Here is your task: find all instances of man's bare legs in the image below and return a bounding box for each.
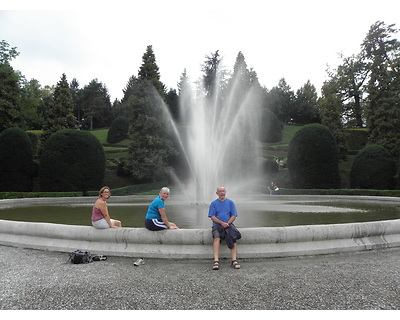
[231,243,241,269]
[213,238,220,270]
[213,239,240,269]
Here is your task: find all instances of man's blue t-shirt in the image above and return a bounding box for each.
[146,196,165,219]
[208,198,238,226]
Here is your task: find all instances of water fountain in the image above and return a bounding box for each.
[166,64,263,203]
[1,63,400,258]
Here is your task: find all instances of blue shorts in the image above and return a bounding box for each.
[145,219,168,231]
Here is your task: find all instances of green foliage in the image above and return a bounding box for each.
[287,123,340,189]
[138,45,166,97]
[260,108,283,143]
[345,129,368,150]
[78,79,113,129]
[42,74,76,139]
[320,78,343,131]
[89,128,109,144]
[277,188,400,197]
[107,116,129,143]
[19,79,46,130]
[39,129,106,192]
[350,145,396,189]
[124,80,177,183]
[322,54,366,129]
[0,127,33,192]
[201,50,227,98]
[0,62,21,131]
[362,22,400,157]
[26,130,43,160]
[320,21,400,162]
[0,180,167,199]
[263,158,279,176]
[294,80,320,124]
[265,78,295,123]
[319,80,349,160]
[0,40,19,63]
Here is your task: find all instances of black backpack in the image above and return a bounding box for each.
[68,250,93,264]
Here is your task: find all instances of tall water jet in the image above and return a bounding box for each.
[167,60,264,203]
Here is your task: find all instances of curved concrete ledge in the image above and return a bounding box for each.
[1,218,400,259]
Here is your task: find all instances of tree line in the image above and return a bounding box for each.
[1,20,399,189]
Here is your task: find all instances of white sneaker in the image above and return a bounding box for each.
[134,258,145,266]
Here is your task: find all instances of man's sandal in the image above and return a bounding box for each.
[231,260,241,269]
[213,261,219,270]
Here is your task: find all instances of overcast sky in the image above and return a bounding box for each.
[1,0,400,101]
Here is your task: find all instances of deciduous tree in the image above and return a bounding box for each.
[78,79,113,129]
[362,21,400,158]
[266,78,295,123]
[294,80,320,124]
[0,62,20,132]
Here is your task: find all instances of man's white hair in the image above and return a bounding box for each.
[160,187,170,194]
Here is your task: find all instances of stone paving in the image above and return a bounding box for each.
[1,245,400,310]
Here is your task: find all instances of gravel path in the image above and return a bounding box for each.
[1,245,400,310]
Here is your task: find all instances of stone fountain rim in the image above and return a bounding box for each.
[1,194,400,259]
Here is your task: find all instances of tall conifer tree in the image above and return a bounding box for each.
[138,45,166,97]
[123,46,177,182]
[43,73,76,139]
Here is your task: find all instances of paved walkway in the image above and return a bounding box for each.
[1,245,400,310]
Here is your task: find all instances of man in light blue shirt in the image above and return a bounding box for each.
[208,186,241,270]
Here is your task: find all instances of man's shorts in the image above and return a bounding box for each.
[145,218,168,231]
[212,225,222,239]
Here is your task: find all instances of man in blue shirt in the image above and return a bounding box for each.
[208,186,241,270]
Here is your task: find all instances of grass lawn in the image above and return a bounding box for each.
[89,128,108,143]
[90,128,129,146]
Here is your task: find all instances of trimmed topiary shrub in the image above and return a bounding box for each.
[107,116,129,143]
[0,127,33,192]
[287,123,340,189]
[39,129,106,192]
[350,145,396,189]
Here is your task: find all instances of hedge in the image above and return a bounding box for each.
[288,124,340,189]
[39,129,106,192]
[0,127,33,192]
[0,181,167,199]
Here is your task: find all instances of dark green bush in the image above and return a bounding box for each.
[350,145,396,189]
[287,123,340,189]
[107,116,129,143]
[345,129,368,151]
[26,130,43,160]
[39,129,106,192]
[0,127,33,192]
[260,108,283,143]
[263,158,279,176]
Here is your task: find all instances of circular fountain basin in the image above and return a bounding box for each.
[1,195,400,259]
